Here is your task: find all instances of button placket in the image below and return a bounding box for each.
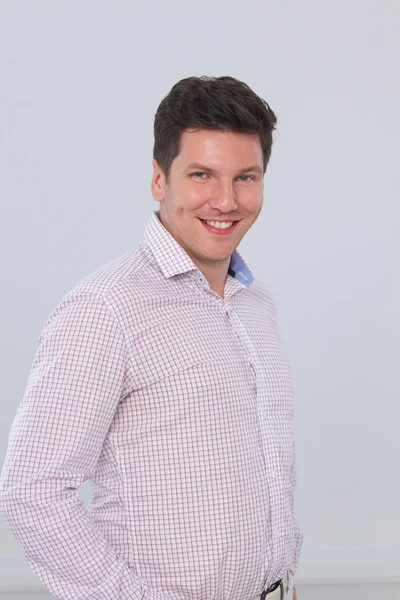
[226,308,285,566]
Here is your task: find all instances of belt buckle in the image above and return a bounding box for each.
[260,580,281,599]
[261,570,289,599]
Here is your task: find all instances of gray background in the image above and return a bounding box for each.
[1,0,399,592]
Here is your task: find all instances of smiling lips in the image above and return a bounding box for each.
[198,218,239,235]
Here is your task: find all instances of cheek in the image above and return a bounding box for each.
[240,190,263,214]
[181,182,211,209]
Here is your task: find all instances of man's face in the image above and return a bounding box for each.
[151,128,265,270]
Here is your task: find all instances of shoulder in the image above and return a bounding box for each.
[67,244,151,298]
[245,277,278,324]
[40,244,155,336]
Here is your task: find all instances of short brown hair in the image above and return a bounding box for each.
[153,75,277,182]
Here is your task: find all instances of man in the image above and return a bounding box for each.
[0,75,302,600]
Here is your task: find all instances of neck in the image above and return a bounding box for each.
[194,258,231,298]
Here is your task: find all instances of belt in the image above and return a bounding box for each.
[252,570,290,600]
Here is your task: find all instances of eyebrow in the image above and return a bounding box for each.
[185,162,263,176]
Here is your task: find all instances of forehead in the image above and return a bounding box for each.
[176,128,263,166]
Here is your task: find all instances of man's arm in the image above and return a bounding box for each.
[267,285,303,594]
[288,441,304,593]
[0,294,146,600]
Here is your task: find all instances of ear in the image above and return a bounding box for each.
[151,159,166,203]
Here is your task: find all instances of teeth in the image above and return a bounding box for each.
[205,220,234,229]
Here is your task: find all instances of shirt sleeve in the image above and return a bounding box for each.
[268,286,303,585]
[0,293,146,600]
[288,449,304,583]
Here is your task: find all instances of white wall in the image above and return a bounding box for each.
[1,0,399,590]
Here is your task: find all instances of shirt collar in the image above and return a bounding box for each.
[143,211,254,287]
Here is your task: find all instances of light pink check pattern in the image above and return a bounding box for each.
[0,211,303,600]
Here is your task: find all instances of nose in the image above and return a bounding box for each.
[209,180,238,213]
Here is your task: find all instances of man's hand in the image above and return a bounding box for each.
[293,585,297,600]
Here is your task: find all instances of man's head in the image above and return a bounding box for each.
[151,76,277,273]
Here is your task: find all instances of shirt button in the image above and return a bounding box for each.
[271,470,277,479]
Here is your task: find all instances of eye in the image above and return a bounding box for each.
[191,172,255,181]
[237,175,255,182]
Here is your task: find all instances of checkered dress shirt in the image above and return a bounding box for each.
[0,210,303,600]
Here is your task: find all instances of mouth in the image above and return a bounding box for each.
[197,218,240,235]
